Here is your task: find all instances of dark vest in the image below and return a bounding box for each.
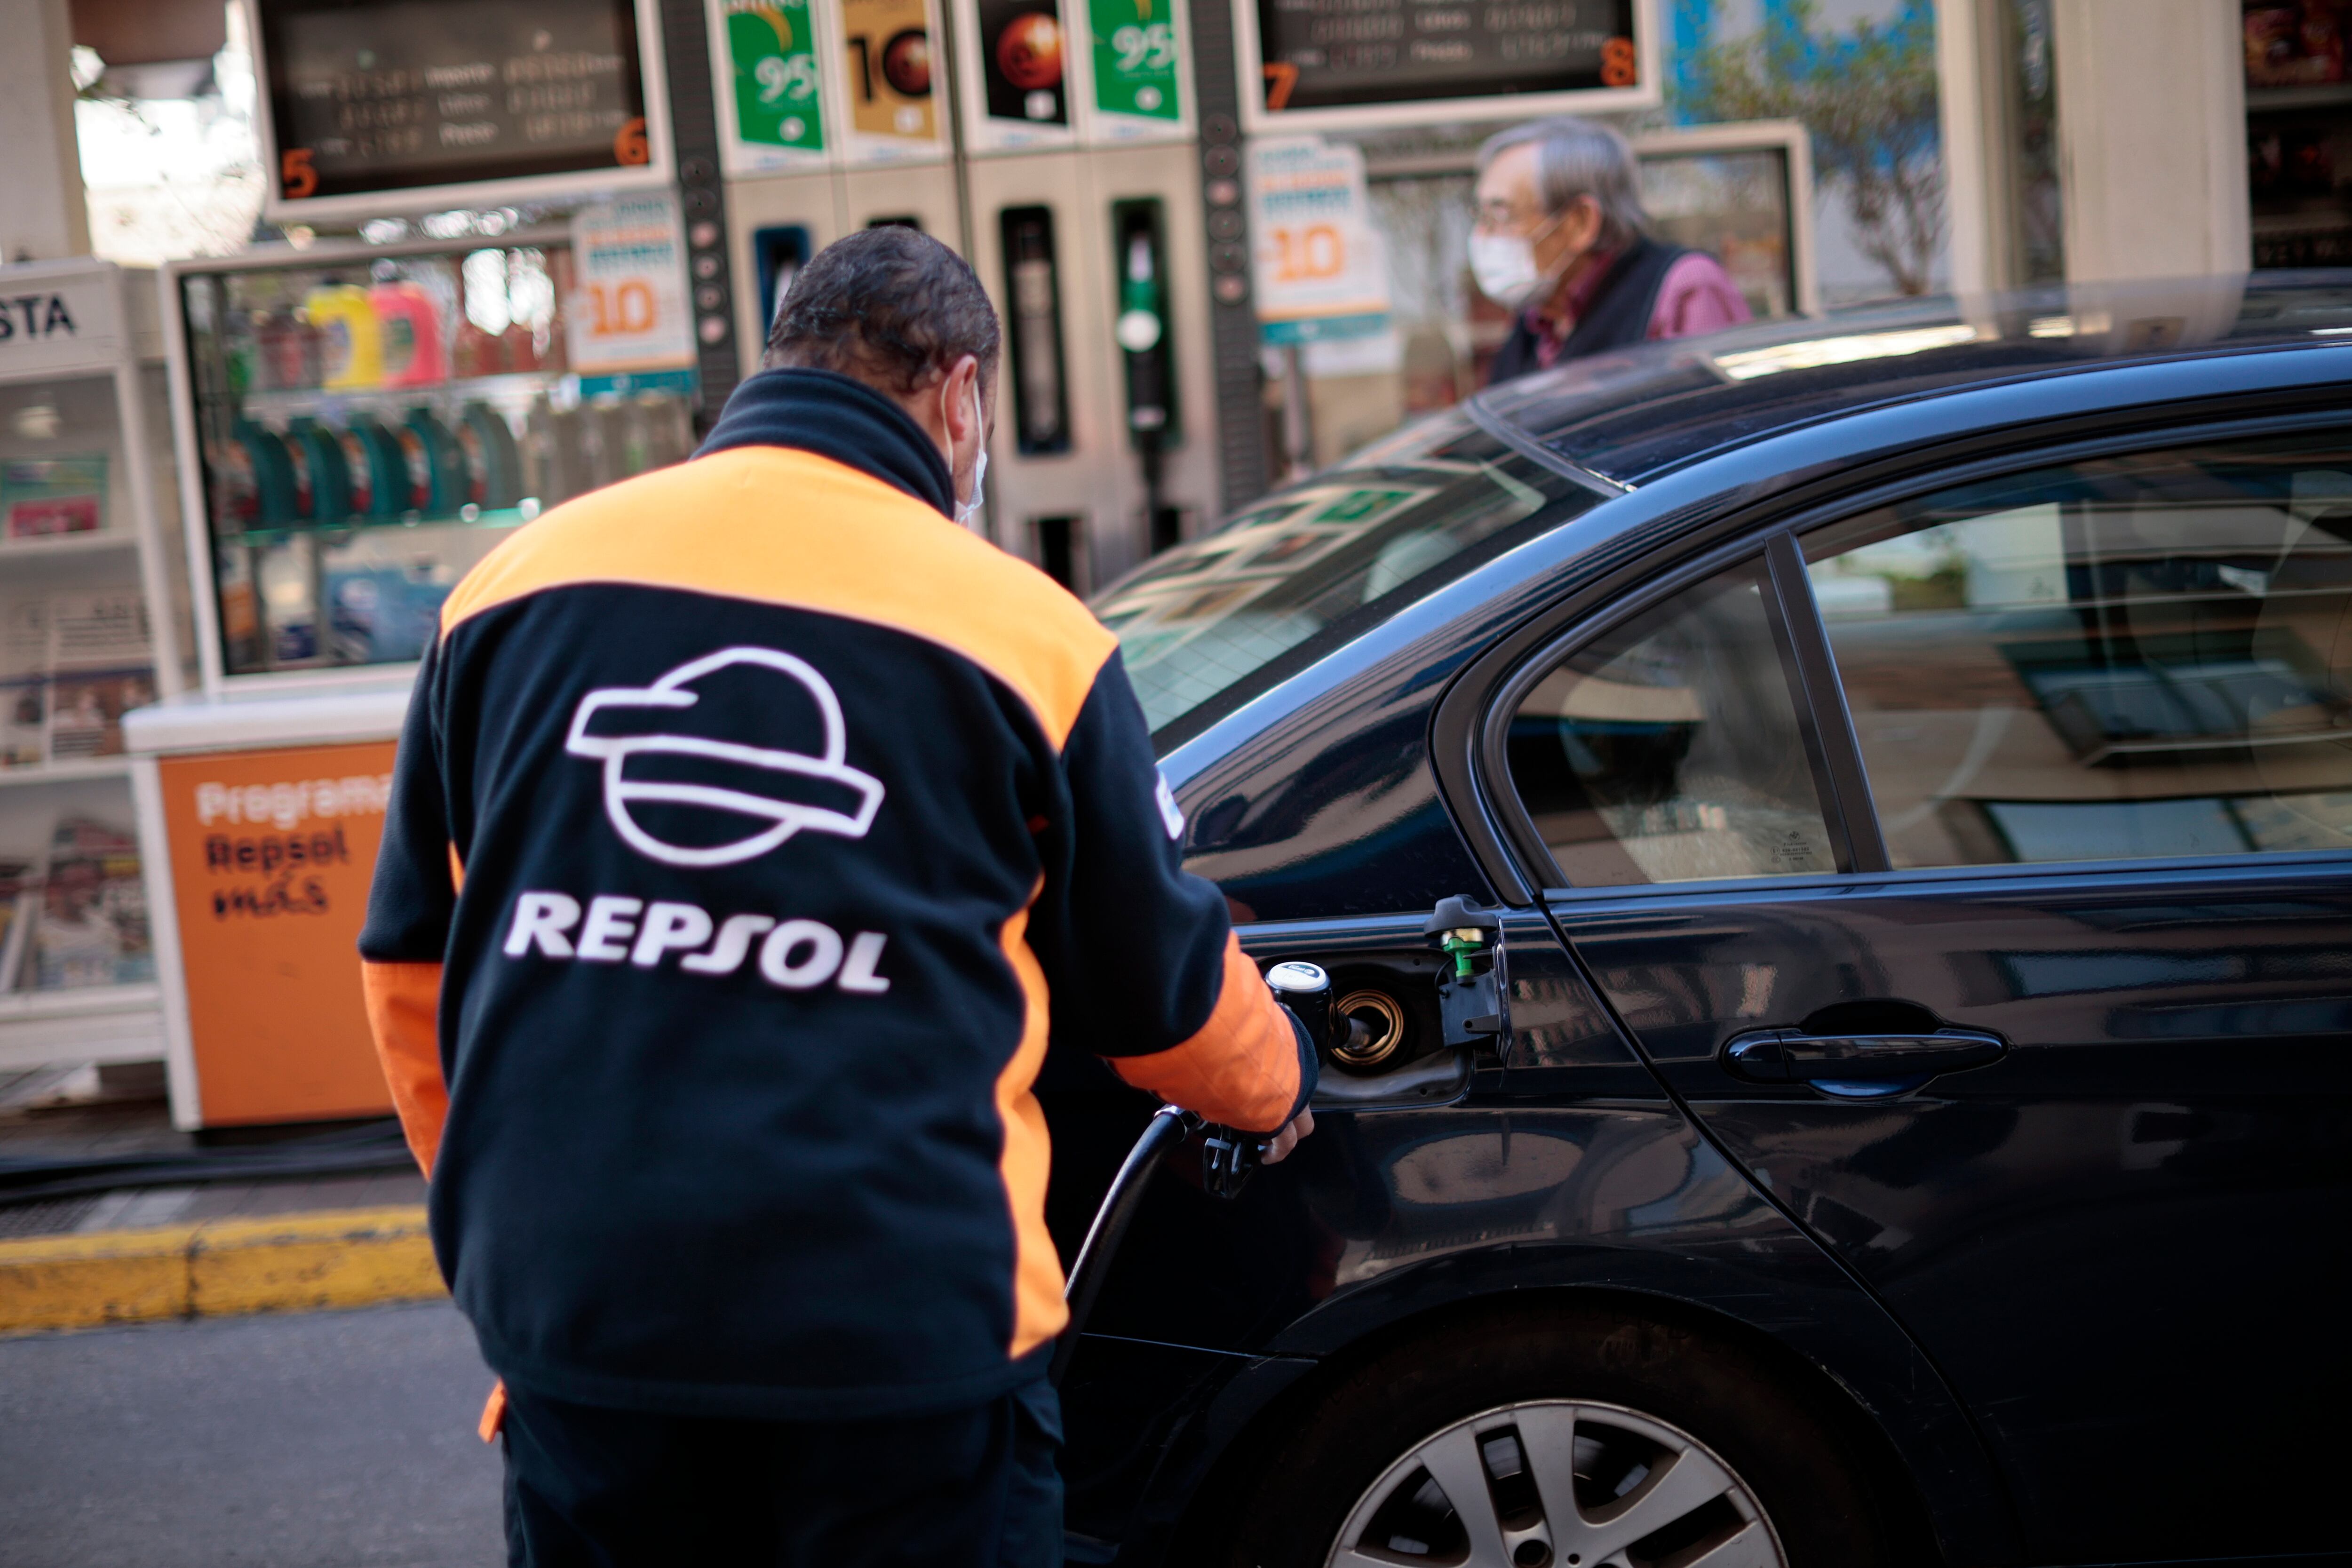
[1486,237,1690,388]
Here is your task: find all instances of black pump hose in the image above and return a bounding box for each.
[0,1118,415,1207]
[1050,1103,1189,1386]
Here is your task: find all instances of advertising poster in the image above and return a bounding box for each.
[1085,0,1185,140]
[959,0,1077,152]
[835,0,948,162]
[1246,137,1393,345]
[715,0,830,171]
[159,742,401,1124]
[566,192,697,384]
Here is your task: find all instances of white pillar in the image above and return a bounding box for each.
[1936,0,2019,295]
[2051,0,2247,282]
[0,0,90,262]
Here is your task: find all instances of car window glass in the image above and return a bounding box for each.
[1804,430,2352,868]
[1506,558,1839,887]
[1096,452,1562,736]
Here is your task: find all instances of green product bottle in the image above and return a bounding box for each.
[399,407,469,517]
[286,417,354,523]
[230,419,300,529]
[458,402,524,509]
[340,417,410,518]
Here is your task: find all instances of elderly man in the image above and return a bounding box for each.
[1472,117,1752,384]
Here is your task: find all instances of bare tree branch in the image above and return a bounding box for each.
[1674,0,1946,298]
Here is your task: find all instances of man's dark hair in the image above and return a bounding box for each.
[763,227,1001,397]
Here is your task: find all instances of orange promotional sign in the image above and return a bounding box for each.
[159,741,399,1125]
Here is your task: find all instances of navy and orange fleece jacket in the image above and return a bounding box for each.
[357,367,1314,1421]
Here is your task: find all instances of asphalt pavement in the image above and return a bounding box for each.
[0,1301,503,1568]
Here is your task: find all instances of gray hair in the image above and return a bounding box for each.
[1475,118,1649,250]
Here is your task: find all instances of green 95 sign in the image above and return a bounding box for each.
[728,0,827,153]
[1089,0,1179,121]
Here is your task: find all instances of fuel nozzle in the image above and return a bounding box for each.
[1195,960,1329,1200]
[1266,957,1376,1058]
[1265,959,1333,1053]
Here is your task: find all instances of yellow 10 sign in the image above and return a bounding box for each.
[1248,138,1392,347]
[1264,223,1347,283]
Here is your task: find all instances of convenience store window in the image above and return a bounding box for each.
[175,235,698,680]
[2246,1,2352,269]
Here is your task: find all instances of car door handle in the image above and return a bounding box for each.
[1721,1027,2007,1084]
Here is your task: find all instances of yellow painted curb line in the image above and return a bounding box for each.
[0,1205,444,1337]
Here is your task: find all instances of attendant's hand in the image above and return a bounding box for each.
[1258,1109,1315,1165]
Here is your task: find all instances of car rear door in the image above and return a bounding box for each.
[1488,423,2352,1564]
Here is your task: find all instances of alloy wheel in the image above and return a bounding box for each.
[1323,1399,1787,1568]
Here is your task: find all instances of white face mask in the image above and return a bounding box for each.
[1468,210,1569,310]
[952,380,987,530]
[1469,231,1544,310]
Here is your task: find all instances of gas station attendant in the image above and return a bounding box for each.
[357,226,1315,1568]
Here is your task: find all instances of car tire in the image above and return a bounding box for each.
[1217,1300,1904,1568]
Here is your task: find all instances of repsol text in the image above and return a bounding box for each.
[503,891,891,995]
[205,825,353,876]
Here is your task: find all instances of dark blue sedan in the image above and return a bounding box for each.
[1043,277,2350,1568]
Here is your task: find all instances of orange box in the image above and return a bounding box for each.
[158,741,399,1124]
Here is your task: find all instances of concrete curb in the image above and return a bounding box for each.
[0,1205,443,1336]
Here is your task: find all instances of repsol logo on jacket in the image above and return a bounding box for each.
[503,891,890,994]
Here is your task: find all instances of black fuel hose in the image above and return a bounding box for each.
[1050,1103,1189,1386]
[0,1118,415,1207]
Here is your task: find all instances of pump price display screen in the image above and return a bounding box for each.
[259,0,651,202]
[1254,0,1636,113]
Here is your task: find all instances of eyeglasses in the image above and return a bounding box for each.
[1475,199,1541,233]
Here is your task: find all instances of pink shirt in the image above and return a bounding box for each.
[1531,248,1753,370]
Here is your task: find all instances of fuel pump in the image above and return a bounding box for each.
[1110,199,1179,553]
[1002,207,1073,457]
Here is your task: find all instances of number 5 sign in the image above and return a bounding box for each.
[1246,137,1391,346]
[567,193,697,376]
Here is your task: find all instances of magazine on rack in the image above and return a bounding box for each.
[0,858,31,993]
[0,595,44,768]
[0,589,155,768]
[46,671,156,760]
[30,817,152,991]
[48,589,151,669]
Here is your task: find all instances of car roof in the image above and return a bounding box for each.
[1478,272,2352,485]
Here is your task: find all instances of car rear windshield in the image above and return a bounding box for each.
[1093,416,1589,744]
